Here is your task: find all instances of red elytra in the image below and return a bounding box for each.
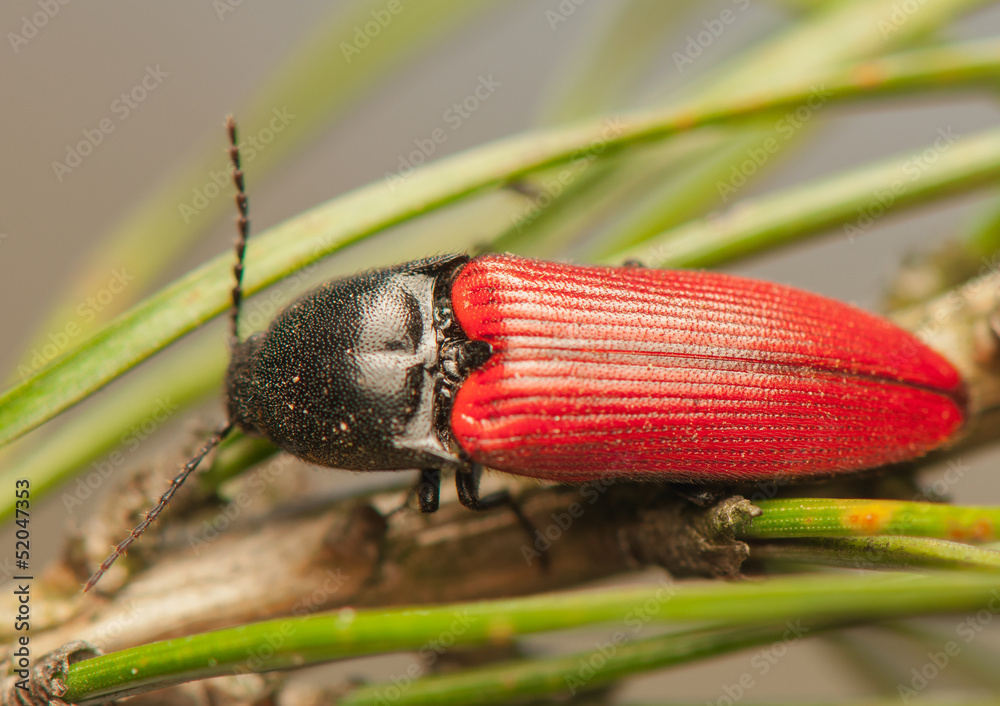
[449,254,965,483]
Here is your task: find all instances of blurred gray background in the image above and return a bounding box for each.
[2,1,1000,702]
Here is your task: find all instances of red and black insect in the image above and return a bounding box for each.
[83,119,967,590]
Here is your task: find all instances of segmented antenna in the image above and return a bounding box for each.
[83,118,249,592]
[227,115,249,342]
[83,424,233,592]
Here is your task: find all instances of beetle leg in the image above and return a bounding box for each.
[668,483,727,507]
[385,468,441,517]
[455,464,492,510]
[456,465,550,570]
[417,468,441,513]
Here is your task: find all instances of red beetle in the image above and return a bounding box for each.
[83,124,966,590]
[218,249,959,506]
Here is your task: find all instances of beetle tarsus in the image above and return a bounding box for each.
[456,465,550,571]
[417,468,441,513]
[455,464,487,510]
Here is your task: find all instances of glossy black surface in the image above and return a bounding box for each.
[226,254,472,472]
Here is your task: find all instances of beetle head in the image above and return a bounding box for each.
[226,257,468,471]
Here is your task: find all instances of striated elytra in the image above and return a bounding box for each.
[449,255,965,482]
[85,251,967,592]
[83,119,966,591]
[231,253,966,489]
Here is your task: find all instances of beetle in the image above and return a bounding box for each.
[83,118,966,590]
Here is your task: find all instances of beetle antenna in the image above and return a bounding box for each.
[83,423,234,592]
[227,115,249,342]
[83,121,248,592]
